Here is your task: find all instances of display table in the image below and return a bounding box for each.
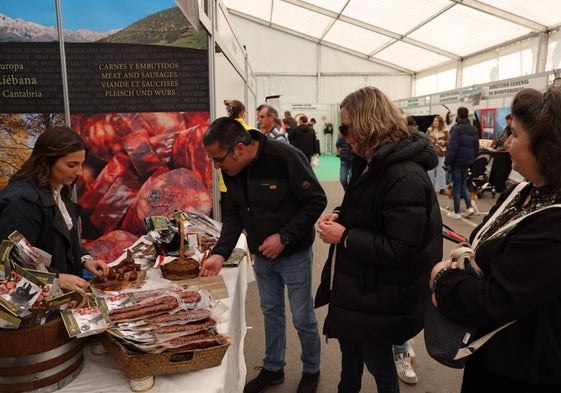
[59,235,252,393]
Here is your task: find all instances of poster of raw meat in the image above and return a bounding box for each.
[0,0,212,262]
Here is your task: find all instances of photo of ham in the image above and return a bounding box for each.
[73,111,213,262]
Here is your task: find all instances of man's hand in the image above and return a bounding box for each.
[257,233,285,259]
[199,254,224,277]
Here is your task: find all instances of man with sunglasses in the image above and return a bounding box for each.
[202,117,327,393]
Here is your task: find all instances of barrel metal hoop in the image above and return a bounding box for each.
[0,339,80,367]
[0,350,83,384]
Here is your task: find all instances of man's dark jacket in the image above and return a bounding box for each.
[445,118,479,168]
[212,130,327,259]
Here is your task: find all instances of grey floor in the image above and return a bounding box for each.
[243,180,498,393]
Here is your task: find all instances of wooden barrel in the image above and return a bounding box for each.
[0,316,83,393]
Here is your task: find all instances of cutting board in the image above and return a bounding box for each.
[173,275,228,299]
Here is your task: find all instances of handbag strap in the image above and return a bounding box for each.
[454,320,516,360]
[449,242,481,275]
[472,181,528,249]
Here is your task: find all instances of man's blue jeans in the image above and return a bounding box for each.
[338,340,400,393]
[253,247,321,373]
[450,166,473,214]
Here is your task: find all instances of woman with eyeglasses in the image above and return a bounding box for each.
[315,86,443,393]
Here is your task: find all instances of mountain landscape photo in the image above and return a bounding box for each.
[0,7,206,48]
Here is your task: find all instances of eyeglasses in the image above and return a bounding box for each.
[208,149,231,164]
[339,124,350,136]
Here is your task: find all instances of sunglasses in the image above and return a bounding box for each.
[339,124,350,136]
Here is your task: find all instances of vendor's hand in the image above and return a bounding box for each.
[199,254,224,277]
[317,220,345,244]
[59,273,89,292]
[318,212,339,224]
[442,165,449,171]
[84,259,110,278]
[258,233,284,259]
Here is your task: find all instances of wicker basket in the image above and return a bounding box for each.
[100,333,230,380]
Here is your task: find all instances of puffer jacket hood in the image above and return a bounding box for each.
[370,131,438,173]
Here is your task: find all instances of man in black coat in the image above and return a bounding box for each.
[288,115,319,163]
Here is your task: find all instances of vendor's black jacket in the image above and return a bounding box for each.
[320,132,443,345]
[212,130,327,259]
[0,178,89,277]
[436,183,561,384]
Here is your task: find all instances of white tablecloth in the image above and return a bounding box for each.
[59,235,252,393]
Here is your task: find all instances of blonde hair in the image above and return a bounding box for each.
[340,86,408,158]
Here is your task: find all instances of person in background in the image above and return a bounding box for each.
[335,129,353,190]
[284,110,298,130]
[259,105,289,143]
[430,87,561,392]
[220,99,253,218]
[444,106,479,219]
[308,118,317,130]
[405,116,419,133]
[316,86,442,393]
[225,99,251,130]
[0,127,109,291]
[492,113,512,151]
[308,118,321,156]
[255,104,265,130]
[282,118,293,135]
[201,117,327,393]
[288,115,319,163]
[426,115,450,194]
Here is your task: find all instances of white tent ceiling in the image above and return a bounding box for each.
[223,0,561,74]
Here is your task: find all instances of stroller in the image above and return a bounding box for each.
[467,150,496,198]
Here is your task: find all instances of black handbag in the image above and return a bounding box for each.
[314,244,335,308]
[424,243,514,368]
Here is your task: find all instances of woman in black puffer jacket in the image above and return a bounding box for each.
[316,86,443,393]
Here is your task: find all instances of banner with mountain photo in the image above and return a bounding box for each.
[0,0,213,262]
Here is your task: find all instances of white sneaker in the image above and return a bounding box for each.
[394,353,418,385]
[446,212,462,219]
[406,340,416,359]
[462,207,475,218]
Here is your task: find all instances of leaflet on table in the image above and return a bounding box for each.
[61,305,109,338]
[0,232,52,277]
[0,306,21,329]
[0,264,43,317]
[0,263,76,328]
[7,230,44,269]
